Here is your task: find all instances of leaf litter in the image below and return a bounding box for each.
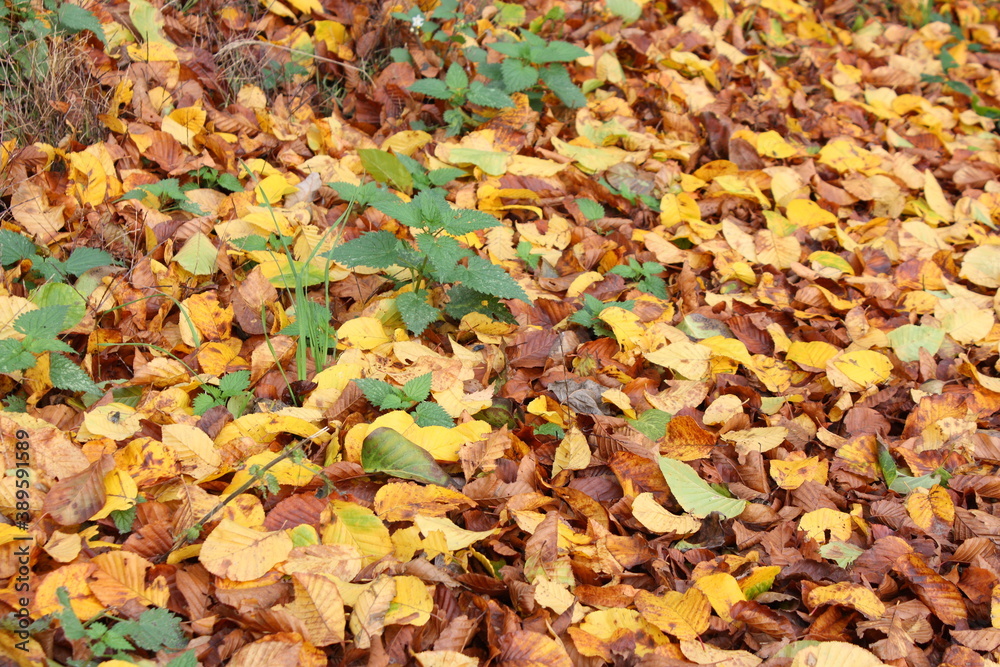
[1,0,1000,664]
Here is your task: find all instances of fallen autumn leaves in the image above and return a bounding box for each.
[2,0,1000,665]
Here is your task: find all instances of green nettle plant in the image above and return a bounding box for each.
[609,258,669,299]
[478,28,588,108]
[119,177,206,215]
[568,294,635,338]
[0,305,100,393]
[325,183,530,335]
[54,587,194,667]
[193,370,254,417]
[355,372,455,427]
[409,62,515,135]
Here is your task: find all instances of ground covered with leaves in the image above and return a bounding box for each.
[2,0,1000,664]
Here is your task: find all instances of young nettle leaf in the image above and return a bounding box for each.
[218,370,251,397]
[539,64,587,107]
[409,77,452,100]
[328,181,399,209]
[569,294,635,337]
[56,587,87,641]
[467,81,515,109]
[413,400,455,427]
[327,230,404,269]
[458,256,531,301]
[0,228,38,266]
[115,607,188,651]
[444,284,518,323]
[396,290,441,335]
[0,340,36,374]
[402,373,433,403]
[355,377,402,409]
[501,57,539,92]
[49,354,101,394]
[416,232,468,283]
[14,304,70,340]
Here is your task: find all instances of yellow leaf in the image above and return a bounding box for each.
[162,423,222,481]
[659,192,701,226]
[566,272,604,298]
[10,180,65,242]
[787,341,839,371]
[91,551,168,608]
[373,482,474,522]
[343,411,491,462]
[82,403,141,441]
[413,514,497,550]
[350,575,396,649]
[806,582,885,619]
[755,230,800,269]
[634,588,710,640]
[90,469,137,520]
[321,501,393,565]
[199,519,294,581]
[68,150,110,207]
[223,451,321,495]
[770,456,828,490]
[414,651,480,667]
[992,584,1000,628]
[255,173,298,205]
[551,137,643,173]
[905,485,954,532]
[827,350,893,390]
[786,199,837,228]
[283,0,323,15]
[645,341,711,380]
[720,426,788,456]
[385,575,433,626]
[631,493,702,535]
[756,130,799,158]
[275,572,345,646]
[923,169,954,222]
[799,508,852,544]
[161,106,206,150]
[552,427,592,475]
[790,642,886,667]
[598,307,645,358]
[337,317,391,350]
[693,572,746,623]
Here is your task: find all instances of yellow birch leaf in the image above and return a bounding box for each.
[552,427,592,475]
[905,485,954,532]
[786,341,839,371]
[413,514,497,550]
[799,508,853,543]
[806,582,885,619]
[199,519,294,581]
[385,575,433,626]
[321,501,393,565]
[720,426,788,456]
[827,350,893,390]
[337,317,391,350]
[274,572,345,646]
[786,199,837,228]
[631,493,702,535]
[161,106,206,150]
[634,588,710,640]
[645,341,711,380]
[770,456,828,490]
[693,572,746,623]
[755,230,801,269]
[923,169,954,222]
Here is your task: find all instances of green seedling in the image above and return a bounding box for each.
[609,258,669,299]
[568,293,635,338]
[355,372,454,427]
[193,370,254,417]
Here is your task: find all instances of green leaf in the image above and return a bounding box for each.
[890,471,946,494]
[355,377,401,409]
[413,401,454,427]
[396,290,441,335]
[539,64,587,107]
[192,392,218,416]
[56,2,106,43]
[605,0,642,22]
[443,285,517,323]
[402,373,432,403]
[532,40,588,63]
[416,233,468,283]
[626,409,671,441]
[490,41,529,59]
[576,198,604,221]
[49,353,101,394]
[358,149,413,194]
[501,58,539,92]
[116,607,187,651]
[30,282,86,330]
[166,651,198,667]
[14,305,69,339]
[409,77,453,100]
[657,457,747,519]
[444,62,468,91]
[877,443,897,489]
[218,370,251,397]
[0,340,36,374]
[428,167,467,186]
[174,232,218,275]
[361,427,454,486]
[818,541,863,568]
[102,629,136,651]
[25,338,76,355]
[467,81,515,108]
[63,247,121,276]
[535,422,564,438]
[327,231,403,269]
[459,256,530,301]
[216,172,243,192]
[328,181,399,208]
[372,192,426,227]
[0,229,37,265]
[56,587,87,641]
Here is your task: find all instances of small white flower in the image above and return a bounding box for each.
[410,14,425,29]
